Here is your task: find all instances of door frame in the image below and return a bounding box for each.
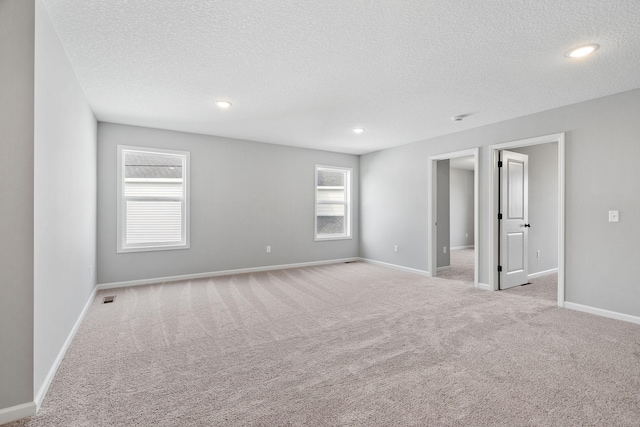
[427,147,479,288]
[489,133,565,307]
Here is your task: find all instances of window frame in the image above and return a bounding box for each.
[116,145,190,253]
[314,165,352,241]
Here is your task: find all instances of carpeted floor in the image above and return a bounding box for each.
[8,262,640,426]
[437,248,475,283]
[436,249,558,304]
[502,272,558,302]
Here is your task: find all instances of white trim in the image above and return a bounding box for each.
[35,286,97,409]
[564,302,640,326]
[0,402,36,425]
[97,258,360,290]
[557,136,566,308]
[117,145,191,253]
[124,178,182,183]
[478,282,491,291]
[359,258,430,276]
[450,245,474,251]
[528,268,558,280]
[437,266,451,272]
[427,148,479,288]
[314,165,353,241]
[489,133,565,309]
[314,235,353,241]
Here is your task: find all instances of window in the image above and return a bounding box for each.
[117,146,189,253]
[315,165,351,240]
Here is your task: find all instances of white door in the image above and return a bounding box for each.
[499,150,529,289]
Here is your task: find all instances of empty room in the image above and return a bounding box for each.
[2,0,640,425]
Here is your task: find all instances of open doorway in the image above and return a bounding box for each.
[427,148,479,287]
[490,133,565,306]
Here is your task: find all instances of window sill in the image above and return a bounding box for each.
[314,235,352,242]
[117,244,190,254]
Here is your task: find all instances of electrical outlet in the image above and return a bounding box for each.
[394,245,399,253]
[266,246,271,253]
[536,250,541,258]
[443,246,447,254]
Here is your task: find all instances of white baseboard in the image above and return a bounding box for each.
[450,245,474,251]
[478,282,491,291]
[0,402,36,425]
[564,302,640,326]
[97,258,360,290]
[35,286,97,409]
[436,266,451,272]
[528,268,558,280]
[359,258,430,276]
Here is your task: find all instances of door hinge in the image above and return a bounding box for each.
[498,265,502,272]
[498,213,502,220]
[498,161,503,168]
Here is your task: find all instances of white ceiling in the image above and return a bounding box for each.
[42,0,640,155]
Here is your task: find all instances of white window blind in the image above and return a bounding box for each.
[315,166,351,240]
[125,200,182,244]
[117,146,190,253]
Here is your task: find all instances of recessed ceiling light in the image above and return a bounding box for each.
[565,44,599,58]
[215,100,232,109]
[352,128,365,134]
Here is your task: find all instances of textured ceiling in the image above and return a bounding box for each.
[41,0,640,155]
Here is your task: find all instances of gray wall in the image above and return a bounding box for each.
[0,0,35,410]
[360,88,640,317]
[512,143,558,275]
[33,0,97,397]
[450,168,474,249]
[97,123,359,284]
[360,145,428,268]
[436,160,450,268]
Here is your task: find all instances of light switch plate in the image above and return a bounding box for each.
[608,210,619,222]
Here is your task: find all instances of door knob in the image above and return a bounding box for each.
[524,223,531,227]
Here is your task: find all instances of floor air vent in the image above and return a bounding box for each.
[102,296,116,304]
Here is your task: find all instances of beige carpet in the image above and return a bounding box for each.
[437,248,474,283]
[437,249,558,304]
[502,272,558,302]
[9,262,640,426]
